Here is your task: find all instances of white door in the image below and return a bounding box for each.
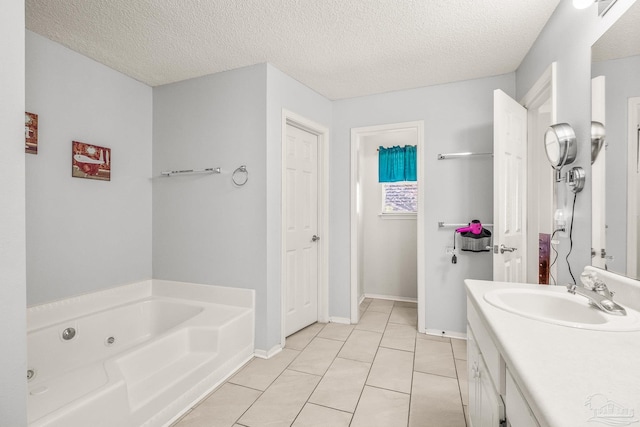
[592,76,607,270]
[494,90,527,282]
[284,123,319,336]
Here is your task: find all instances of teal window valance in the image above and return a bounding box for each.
[378,145,417,182]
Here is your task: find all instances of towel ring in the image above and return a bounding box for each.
[232,165,248,186]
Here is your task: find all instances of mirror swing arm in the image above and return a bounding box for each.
[544,123,586,193]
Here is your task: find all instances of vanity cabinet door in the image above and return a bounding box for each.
[468,325,505,427]
[505,369,540,427]
[478,355,505,427]
[468,326,481,425]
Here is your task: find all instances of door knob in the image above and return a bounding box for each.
[499,244,517,254]
[311,235,320,242]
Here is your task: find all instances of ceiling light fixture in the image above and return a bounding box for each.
[573,0,618,15]
[573,0,595,9]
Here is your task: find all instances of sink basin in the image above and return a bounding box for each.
[484,287,640,331]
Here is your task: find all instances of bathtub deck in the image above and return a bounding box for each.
[28,363,110,422]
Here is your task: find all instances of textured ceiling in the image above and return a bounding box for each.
[592,0,640,62]
[26,0,561,100]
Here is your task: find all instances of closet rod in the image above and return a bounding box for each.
[437,152,493,160]
[160,167,221,177]
[438,222,494,229]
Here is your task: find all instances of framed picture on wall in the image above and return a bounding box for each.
[25,112,38,154]
[72,141,111,181]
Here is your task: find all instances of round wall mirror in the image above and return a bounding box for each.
[544,123,577,169]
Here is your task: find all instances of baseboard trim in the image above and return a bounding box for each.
[254,344,283,359]
[329,316,351,325]
[424,329,467,340]
[364,293,418,303]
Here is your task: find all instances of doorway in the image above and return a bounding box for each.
[350,121,425,332]
[520,63,557,284]
[281,110,329,343]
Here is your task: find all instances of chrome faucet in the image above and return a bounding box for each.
[566,272,626,316]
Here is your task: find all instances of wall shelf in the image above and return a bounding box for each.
[437,152,493,160]
[160,167,221,177]
[438,222,494,229]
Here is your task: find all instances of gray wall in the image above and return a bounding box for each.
[153,64,270,348]
[25,31,153,305]
[153,64,331,352]
[0,1,27,424]
[331,73,516,334]
[592,55,640,274]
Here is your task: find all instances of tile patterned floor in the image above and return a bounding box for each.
[172,299,468,427]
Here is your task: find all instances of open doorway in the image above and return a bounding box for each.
[520,63,557,284]
[350,121,425,332]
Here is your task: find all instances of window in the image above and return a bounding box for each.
[381,182,418,215]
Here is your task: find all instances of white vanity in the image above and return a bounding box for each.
[465,267,640,426]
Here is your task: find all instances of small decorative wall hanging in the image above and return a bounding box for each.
[25,112,38,154]
[72,141,111,181]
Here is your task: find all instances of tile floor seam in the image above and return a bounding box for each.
[228,348,302,393]
[289,351,343,427]
[363,382,411,396]
[242,337,327,427]
[288,334,347,378]
[333,354,375,364]
[286,367,326,377]
[226,380,268,393]
[231,391,265,426]
[450,339,469,427]
[308,355,372,419]
[288,323,351,426]
[378,345,415,354]
[412,369,460,381]
[303,401,355,415]
[350,306,390,423]
[316,335,352,343]
[407,329,417,427]
[405,305,422,426]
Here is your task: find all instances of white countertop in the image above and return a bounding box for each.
[465,279,640,427]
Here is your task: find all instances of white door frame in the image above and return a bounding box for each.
[350,121,425,332]
[627,97,640,277]
[520,62,557,283]
[592,76,607,271]
[281,109,329,346]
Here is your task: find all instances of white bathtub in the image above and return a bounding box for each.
[27,280,255,427]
